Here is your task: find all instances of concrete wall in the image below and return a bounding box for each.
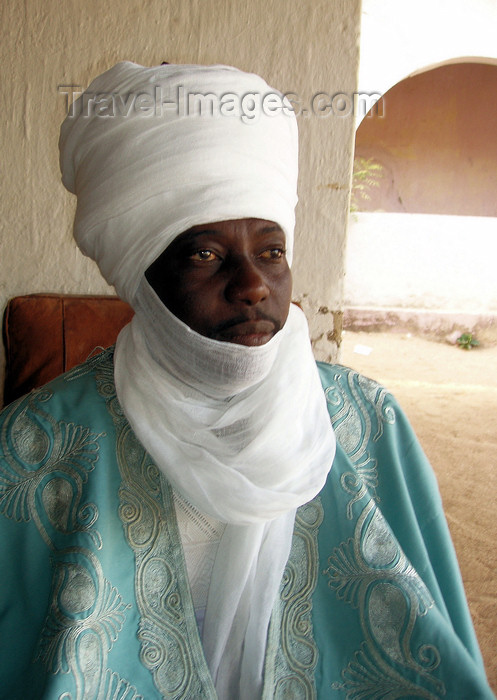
[0,0,361,398]
[345,212,497,314]
[355,62,497,216]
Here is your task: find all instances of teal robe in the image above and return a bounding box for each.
[0,348,493,699]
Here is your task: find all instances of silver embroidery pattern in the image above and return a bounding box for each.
[38,548,140,700]
[264,499,322,700]
[324,371,393,519]
[95,356,217,700]
[0,390,102,549]
[0,362,141,699]
[96,349,324,699]
[324,368,444,699]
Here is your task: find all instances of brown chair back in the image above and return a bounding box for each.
[2,294,133,405]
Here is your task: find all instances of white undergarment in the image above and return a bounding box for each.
[173,490,226,636]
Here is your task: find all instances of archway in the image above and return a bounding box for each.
[354,61,497,216]
[345,59,497,320]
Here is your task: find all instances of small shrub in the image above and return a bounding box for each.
[350,157,384,212]
[456,333,480,350]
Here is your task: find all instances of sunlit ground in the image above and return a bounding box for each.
[341,330,497,693]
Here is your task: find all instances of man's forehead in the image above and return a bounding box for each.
[177,218,284,242]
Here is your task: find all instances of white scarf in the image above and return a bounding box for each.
[114,279,336,698]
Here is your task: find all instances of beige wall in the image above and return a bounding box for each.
[354,63,497,215]
[0,0,361,397]
[345,212,497,313]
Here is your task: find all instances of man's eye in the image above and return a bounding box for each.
[259,248,285,260]
[190,249,217,261]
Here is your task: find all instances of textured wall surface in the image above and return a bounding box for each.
[0,0,361,396]
[355,63,497,216]
[345,213,497,313]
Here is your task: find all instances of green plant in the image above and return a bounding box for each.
[456,333,480,350]
[350,156,384,212]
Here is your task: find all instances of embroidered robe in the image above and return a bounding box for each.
[0,349,493,699]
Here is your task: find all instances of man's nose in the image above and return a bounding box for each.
[225,258,269,305]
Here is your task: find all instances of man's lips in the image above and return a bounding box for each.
[212,318,277,346]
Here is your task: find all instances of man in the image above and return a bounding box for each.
[0,62,494,699]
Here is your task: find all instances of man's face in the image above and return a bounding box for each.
[145,218,292,346]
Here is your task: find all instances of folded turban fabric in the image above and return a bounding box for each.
[59,61,298,304]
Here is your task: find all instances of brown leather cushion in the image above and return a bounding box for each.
[2,294,134,405]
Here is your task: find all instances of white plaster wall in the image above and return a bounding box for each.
[0,0,361,396]
[345,213,497,313]
[358,0,497,108]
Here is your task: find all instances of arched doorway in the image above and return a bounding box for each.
[345,59,497,320]
[354,61,497,216]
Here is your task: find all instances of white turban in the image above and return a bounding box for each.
[59,61,298,304]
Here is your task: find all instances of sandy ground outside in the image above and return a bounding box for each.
[341,330,497,694]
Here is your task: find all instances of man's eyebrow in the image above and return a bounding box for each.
[176,228,220,243]
[258,225,284,235]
